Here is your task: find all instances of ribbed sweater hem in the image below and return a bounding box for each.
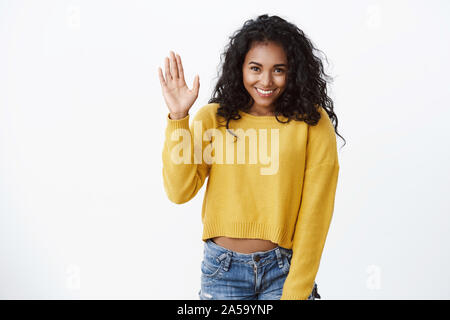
[202,221,293,249]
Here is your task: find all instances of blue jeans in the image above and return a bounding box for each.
[198,238,319,300]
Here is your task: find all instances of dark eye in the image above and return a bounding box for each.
[250,66,285,73]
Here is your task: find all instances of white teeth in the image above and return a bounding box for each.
[256,88,274,94]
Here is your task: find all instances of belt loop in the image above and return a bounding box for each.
[275,248,283,269]
[219,252,232,272]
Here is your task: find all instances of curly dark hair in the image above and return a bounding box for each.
[208,14,346,148]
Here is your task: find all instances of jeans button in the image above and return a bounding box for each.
[254,255,260,262]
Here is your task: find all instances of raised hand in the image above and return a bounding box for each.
[158,51,200,120]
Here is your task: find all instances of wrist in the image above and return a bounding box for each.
[169,112,188,120]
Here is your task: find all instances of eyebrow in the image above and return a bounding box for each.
[249,61,287,67]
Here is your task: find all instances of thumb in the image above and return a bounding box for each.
[193,75,200,94]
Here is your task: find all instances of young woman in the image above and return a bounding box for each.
[159,14,345,300]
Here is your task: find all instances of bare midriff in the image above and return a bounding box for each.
[212,236,278,254]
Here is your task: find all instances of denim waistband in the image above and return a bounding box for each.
[204,238,292,264]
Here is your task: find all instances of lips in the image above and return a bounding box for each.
[255,87,276,97]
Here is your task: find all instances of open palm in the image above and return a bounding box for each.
[158,51,200,117]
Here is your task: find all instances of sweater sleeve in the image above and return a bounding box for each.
[161,108,213,204]
[280,106,340,300]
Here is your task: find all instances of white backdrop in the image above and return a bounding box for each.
[1,0,449,299]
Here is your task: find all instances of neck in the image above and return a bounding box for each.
[248,105,275,116]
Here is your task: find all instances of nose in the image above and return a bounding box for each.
[259,72,273,87]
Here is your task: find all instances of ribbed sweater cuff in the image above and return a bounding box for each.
[166,112,190,130]
[280,294,308,300]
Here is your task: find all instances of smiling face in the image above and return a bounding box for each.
[242,41,288,115]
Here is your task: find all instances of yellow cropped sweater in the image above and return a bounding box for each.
[162,103,340,300]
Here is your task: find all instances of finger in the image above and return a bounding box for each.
[170,51,179,79]
[164,57,172,81]
[176,53,185,82]
[158,67,167,89]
